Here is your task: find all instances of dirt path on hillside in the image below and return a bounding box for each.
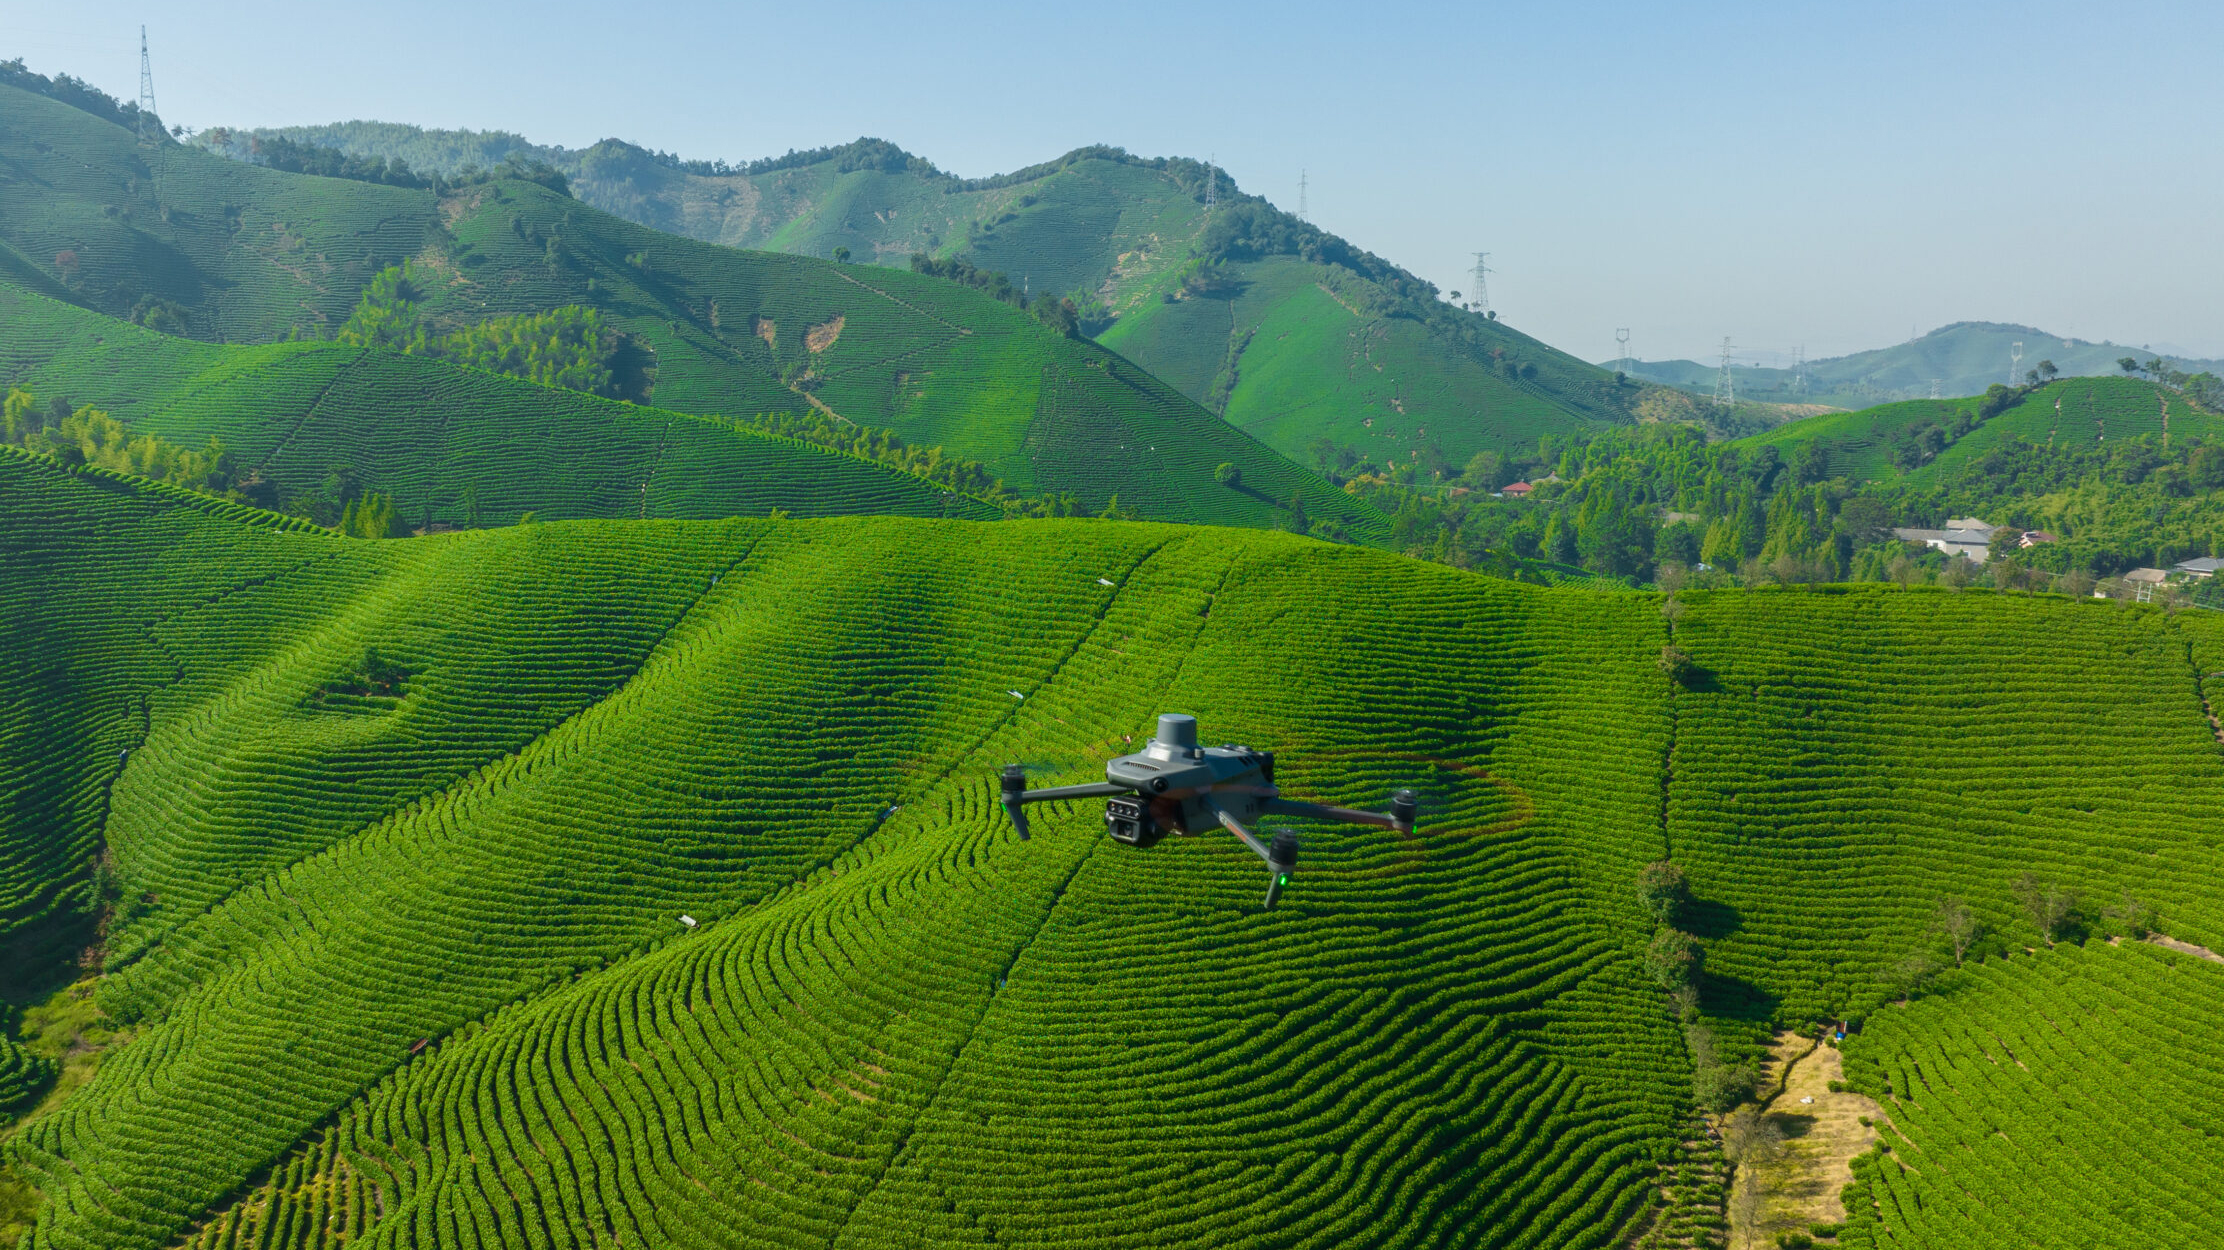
[1726,1032,1883,1249]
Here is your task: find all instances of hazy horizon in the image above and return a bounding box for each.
[7,0,2218,365]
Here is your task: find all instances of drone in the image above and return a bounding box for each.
[998,714,1420,908]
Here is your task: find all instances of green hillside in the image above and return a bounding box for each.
[0,282,1002,525]
[0,80,1375,536]
[210,126,1641,466]
[1840,940,2224,1248]
[1737,376,2224,485]
[9,455,2224,1247]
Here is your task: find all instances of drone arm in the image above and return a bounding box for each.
[1206,797,1274,864]
[1261,788,1419,836]
[998,764,1127,840]
[1205,798,1301,909]
[1262,798,1392,827]
[1015,782,1129,803]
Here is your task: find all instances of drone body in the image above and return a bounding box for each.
[999,714,1419,907]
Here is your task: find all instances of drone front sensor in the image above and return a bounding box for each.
[998,714,1420,908]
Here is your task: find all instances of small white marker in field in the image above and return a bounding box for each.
[678,915,698,929]
[1097,578,1114,586]
[1800,1095,1813,1104]
[1008,690,1025,699]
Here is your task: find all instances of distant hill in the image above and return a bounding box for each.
[0,78,1378,536]
[202,123,1646,467]
[1623,321,2224,408]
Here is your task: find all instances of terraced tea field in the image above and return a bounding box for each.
[8,449,2224,1248]
[1839,940,2224,1248]
[0,282,998,525]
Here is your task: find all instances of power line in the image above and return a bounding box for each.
[136,25,157,145]
[1469,252,1491,316]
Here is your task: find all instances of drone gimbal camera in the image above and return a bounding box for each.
[999,714,1420,908]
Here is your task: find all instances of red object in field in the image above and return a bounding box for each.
[410,1037,430,1055]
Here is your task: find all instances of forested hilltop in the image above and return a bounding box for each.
[198,122,1656,465]
[0,70,1376,536]
[1350,372,2224,598]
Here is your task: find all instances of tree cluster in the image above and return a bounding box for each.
[334,264,622,395]
[907,254,1082,337]
[0,58,170,140]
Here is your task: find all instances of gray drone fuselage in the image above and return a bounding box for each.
[998,713,1418,908]
[1102,732,1273,846]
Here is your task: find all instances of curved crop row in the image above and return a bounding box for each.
[1836,941,2224,1248]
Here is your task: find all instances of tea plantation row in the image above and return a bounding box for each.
[8,456,2224,1247]
[1838,940,2224,1248]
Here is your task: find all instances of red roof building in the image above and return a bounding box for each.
[1502,481,1534,497]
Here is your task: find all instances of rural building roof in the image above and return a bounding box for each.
[2019,530,2058,546]
[1502,481,1534,495]
[2174,556,2224,575]
[1946,517,1999,533]
[2124,567,2170,583]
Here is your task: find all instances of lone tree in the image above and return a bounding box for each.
[2012,872,2079,942]
[2120,356,2141,374]
[1937,896,1979,966]
[1635,860,1691,925]
[2037,359,2059,381]
[1644,928,1703,990]
[1214,461,1242,487]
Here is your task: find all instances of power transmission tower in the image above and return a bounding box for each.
[1930,379,1943,400]
[1297,169,1307,222]
[136,26,157,145]
[1614,328,1631,374]
[2009,340,2024,384]
[1204,155,1216,213]
[1792,345,1806,395]
[1469,253,1492,316]
[1713,338,1735,408]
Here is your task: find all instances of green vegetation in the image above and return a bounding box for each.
[0,81,1370,534]
[1341,376,2224,584]
[0,279,1004,527]
[9,449,2224,1246]
[335,263,628,396]
[208,124,1645,464]
[1838,941,2224,1247]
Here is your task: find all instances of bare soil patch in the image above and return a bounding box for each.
[806,314,846,353]
[2148,933,2224,964]
[1728,1031,1883,1249]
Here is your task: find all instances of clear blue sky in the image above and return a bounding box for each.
[6,0,2220,364]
